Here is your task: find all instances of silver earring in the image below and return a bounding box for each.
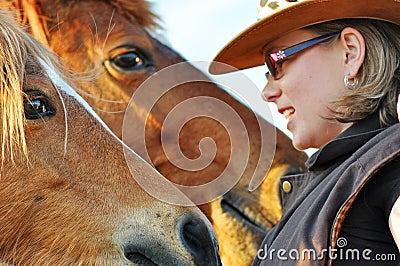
[344,74,358,89]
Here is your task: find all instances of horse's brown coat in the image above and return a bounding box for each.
[0,11,220,265]
[1,1,308,265]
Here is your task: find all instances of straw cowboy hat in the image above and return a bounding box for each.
[210,0,400,74]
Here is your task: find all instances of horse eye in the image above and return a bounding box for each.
[24,91,56,120]
[110,51,147,71]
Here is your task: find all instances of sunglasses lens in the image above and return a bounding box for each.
[266,55,277,78]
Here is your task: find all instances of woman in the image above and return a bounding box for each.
[211,0,399,265]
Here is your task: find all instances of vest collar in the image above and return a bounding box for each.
[306,113,387,171]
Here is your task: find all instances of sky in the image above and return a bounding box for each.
[149,1,316,155]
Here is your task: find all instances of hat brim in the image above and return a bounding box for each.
[209,0,400,74]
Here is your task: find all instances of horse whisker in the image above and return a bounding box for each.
[92,106,125,114]
[101,9,116,54]
[74,87,127,104]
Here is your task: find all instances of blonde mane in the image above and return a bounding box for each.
[0,11,65,164]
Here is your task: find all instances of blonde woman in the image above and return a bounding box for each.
[211,0,400,265]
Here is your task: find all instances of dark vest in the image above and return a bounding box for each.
[253,117,400,266]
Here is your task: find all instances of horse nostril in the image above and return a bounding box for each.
[123,245,156,265]
[176,214,221,266]
[125,252,156,266]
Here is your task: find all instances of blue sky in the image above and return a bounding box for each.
[151,0,257,62]
[149,0,304,151]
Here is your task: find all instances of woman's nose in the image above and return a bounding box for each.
[261,76,281,102]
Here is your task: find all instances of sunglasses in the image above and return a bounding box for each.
[265,32,340,80]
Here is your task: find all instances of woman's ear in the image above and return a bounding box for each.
[339,27,365,78]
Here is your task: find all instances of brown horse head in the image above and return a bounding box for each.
[1,1,308,265]
[0,10,221,265]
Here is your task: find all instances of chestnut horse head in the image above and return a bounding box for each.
[0,11,221,265]
[1,0,308,265]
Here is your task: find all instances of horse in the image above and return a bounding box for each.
[1,1,309,265]
[0,11,221,265]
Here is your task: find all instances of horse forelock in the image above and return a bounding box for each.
[0,11,28,164]
[0,10,66,164]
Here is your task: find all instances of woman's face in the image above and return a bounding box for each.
[262,29,353,150]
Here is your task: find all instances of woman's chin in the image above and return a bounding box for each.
[291,135,310,151]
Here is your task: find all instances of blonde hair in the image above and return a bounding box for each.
[306,19,400,126]
[0,11,66,164]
